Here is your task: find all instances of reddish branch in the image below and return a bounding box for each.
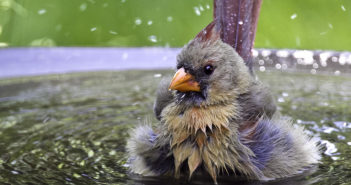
[214,0,262,69]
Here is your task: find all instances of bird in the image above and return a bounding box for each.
[126,21,320,184]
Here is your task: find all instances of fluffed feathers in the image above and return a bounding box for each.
[126,21,320,184]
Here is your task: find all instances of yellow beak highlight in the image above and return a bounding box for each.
[169,68,201,92]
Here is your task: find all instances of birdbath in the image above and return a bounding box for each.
[214,0,262,70]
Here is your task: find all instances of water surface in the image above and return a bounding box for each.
[0,70,350,184]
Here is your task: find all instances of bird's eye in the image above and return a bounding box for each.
[204,65,214,75]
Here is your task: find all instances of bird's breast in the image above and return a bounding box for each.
[160,102,256,180]
[163,103,239,139]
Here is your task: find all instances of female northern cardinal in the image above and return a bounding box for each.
[127,21,320,184]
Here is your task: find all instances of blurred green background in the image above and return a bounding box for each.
[0,0,350,50]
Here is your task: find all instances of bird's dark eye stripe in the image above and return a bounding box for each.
[204,64,214,75]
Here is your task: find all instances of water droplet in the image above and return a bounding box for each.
[109,150,116,155]
[295,37,301,46]
[275,63,282,69]
[206,4,210,9]
[11,171,20,175]
[259,66,265,72]
[147,20,153,25]
[123,163,130,167]
[328,23,333,29]
[319,52,331,67]
[290,13,297,20]
[38,9,47,15]
[167,16,173,22]
[331,56,338,62]
[278,97,285,103]
[339,53,348,65]
[80,3,87,11]
[276,50,289,58]
[194,7,201,16]
[58,163,64,169]
[122,53,128,60]
[321,140,337,156]
[251,49,258,57]
[94,141,101,146]
[282,92,289,97]
[74,173,82,178]
[258,59,264,65]
[0,42,8,47]
[88,150,94,157]
[293,50,314,65]
[341,5,346,11]
[148,35,157,43]
[135,18,142,25]
[154,74,162,78]
[109,30,117,35]
[199,5,204,11]
[334,121,351,129]
[310,69,317,74]
[261,50,271,57]
[238,21,243,25]
[312,63,319,69]
[0,0,10,10]
[347,55,351,64]
[322,126,338,134]
[298,120,316,125]
[281,64,288,70]
[337,135,345,140]
[348,142,351,146]
[90,27,97,32]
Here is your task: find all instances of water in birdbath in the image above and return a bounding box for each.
[0,69,350,185]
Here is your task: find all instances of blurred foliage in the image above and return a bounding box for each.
[0,0,350,50]
[256,0,351,51]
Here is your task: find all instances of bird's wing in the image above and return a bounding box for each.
[240,118,321,178]
[237,81,276,122]
[126,125,174,175]
[153,77,174,120]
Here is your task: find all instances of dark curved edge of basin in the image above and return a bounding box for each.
[0,47,350,78]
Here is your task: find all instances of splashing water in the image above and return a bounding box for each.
[0,69,350,184]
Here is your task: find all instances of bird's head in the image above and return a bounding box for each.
[169,21,252,107]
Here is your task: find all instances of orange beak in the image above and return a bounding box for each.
[169,68,201,92]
